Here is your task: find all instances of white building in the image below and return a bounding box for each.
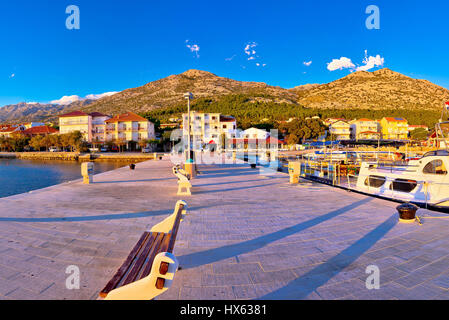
[182,112,237,145]
[241,128,270,140]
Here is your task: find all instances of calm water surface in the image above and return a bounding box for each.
[0,159,125,198]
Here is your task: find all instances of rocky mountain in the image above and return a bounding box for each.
[1,68,448,124]
[0,100,94,123]
[81,69,298,115]
[291,68,449,110]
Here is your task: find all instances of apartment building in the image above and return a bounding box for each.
[182,112,237,145]
[328,120,351,140]
[350,118,380,140]
[105,112,155,147]
[59,111,94,142]
[380,117,409,140]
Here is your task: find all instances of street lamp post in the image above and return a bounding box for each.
[184,92,193,161]
[183,92,196,178]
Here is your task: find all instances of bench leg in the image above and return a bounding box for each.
[177,183,192,196]
[104,252,179,300]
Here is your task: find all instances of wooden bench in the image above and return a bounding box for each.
[99,200,187,300]
[173,166,192,196]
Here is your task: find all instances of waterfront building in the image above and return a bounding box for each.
[350,118,380,140]
[182,112,237,146]
[380,117,409,140]
[22,125,58,137]
[328,120,351,140]
[90,112,111,145]
[59,111,111,143]
[105,112,155,148]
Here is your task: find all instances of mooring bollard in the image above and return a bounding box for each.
[129,164,136,170]
[288,161,301,184]
[81,162,94,184]
[397,202,419,223]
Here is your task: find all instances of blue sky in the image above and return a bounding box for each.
[0,0,448,106]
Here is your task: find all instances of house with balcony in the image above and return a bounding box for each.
[105,112,155,149]
[329,120,351,140]
[59,111,110,143]
[350,118,380,140]
[380,117,409,140]
[182,112,237,147]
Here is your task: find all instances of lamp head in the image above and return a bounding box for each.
[184,92,194,100]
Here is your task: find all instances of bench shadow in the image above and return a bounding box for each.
[0,205,210,223]
[259,214,398,299]
[177,198,373,269]
[195,178,280,188]
[95,177,177,184]
[194,182,279,194]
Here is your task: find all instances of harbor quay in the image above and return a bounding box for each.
[0,156,448,300]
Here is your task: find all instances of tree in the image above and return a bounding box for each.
[29,135,44,151]
[410,128,429,141]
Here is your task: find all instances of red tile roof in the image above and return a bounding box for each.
[89,112,109,118]
[105,112,148,123]
[59,110,89,118]
[0,125,20,133]
[22,126,58,135]
[220,115,236,122]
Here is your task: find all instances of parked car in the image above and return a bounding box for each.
[49,147,58,152]
[89,148,99,153]
[111,146,119,152]
[100,147,108,152]
[142,148,151,153]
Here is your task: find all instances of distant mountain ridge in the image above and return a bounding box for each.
[1,68,448,124]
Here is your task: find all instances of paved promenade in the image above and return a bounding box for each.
[0,156,448,299]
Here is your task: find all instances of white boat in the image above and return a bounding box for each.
[355,118,449,208]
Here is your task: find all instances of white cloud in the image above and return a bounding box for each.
[186,40,200,58]
[225,54,236,61]
[85,92,118,100]
[244,42,257,56]
[9,73,15,78]
[327,51,385,72]
[327,57,355,71]
[243,42,267,67]
[51,92,118,105]
[51,95,81,105]
[303,61,312,67]
[356,51,384,71]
